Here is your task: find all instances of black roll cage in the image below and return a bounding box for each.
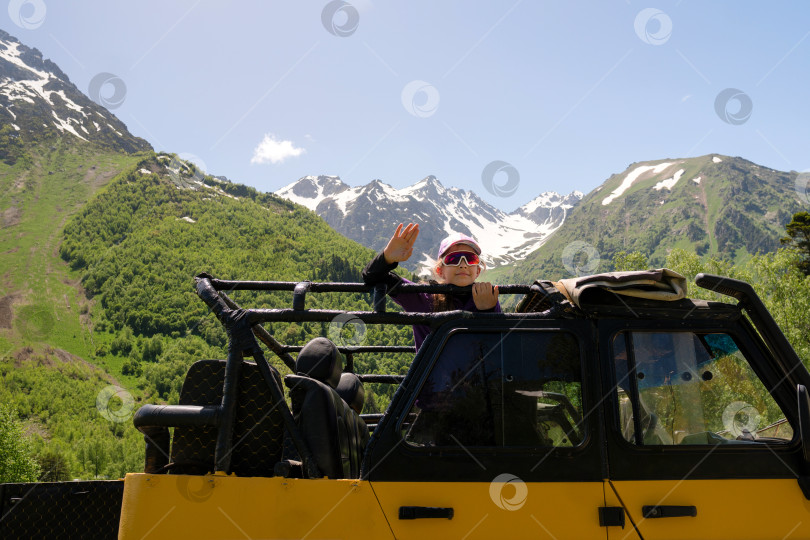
[131,271,810,481]
[133,273,536,478]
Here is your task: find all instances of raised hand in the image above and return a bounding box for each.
[383,223,419,264]
[472,282,499,310]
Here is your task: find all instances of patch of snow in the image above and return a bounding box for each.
[712,156,722,163]
[200,183,238,199]
[519,191,582,214]
[11,123,19,131]
[0,42,86,118]
[653,169,685,191]
[138,168,151,174]
[6,107,15,120]
[330,186,364,215]
[0,80,37,104]
[93,121,100,131]
[602,162,673,205]
[178,216,196,223]
[51,111,87,141]
[521,192,557,214]
[376,180,410,203]
[106,123,122,136]
[692,176,701,184]
[49,90,86,115]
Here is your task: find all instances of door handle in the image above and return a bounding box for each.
[642,505,697,518]
[399,506,454,520]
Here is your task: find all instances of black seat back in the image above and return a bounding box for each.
[336,372,370,466]
[285,374,367,478]
[170,359,284,476]
[284,338,369,479]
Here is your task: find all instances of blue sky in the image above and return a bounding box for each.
[3,1,809,210]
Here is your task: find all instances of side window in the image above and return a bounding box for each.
[613,331,794,445]
[402,330,584,448]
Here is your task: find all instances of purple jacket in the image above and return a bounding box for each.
[362,252,501,350]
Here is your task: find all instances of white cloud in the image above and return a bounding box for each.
[251,134,305,164]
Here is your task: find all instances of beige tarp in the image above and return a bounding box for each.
[557,268,687,309]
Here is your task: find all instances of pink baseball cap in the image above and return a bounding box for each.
[437,232,481,258]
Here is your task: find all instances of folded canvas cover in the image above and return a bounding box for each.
[557,268,687,308]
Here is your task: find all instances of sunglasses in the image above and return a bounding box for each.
[442,251,480,266]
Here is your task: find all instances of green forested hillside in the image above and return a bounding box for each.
[1,150,415,480]
[59,153,415,402]
[496,155,802,284]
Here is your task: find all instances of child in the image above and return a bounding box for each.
[362,223,500,350]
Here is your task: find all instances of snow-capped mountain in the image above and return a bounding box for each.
[277,175,582,271]
[0,29,150,153]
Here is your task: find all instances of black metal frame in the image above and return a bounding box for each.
[133,273,535,478]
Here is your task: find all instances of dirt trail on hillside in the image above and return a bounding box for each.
[2,206,21,228]
[697,181,713,248]
[0,294,18,328]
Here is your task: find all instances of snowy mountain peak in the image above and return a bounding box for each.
[275,175,582,271]
[276,175,349,211]
[517,191,583,216]
[0,29,150,153]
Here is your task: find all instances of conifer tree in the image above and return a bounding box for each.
[781,212,810,275]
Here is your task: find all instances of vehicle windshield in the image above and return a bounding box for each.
[613,330,793,445]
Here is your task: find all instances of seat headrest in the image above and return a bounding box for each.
[295,337,342,388]
[336,372,365,414]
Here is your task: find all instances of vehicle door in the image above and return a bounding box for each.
[601,319,809,539]
[367,319,623,540]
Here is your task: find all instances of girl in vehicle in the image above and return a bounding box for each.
[362,222,500,350]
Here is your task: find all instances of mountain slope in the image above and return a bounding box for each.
[59,153,416,398]
[277,174,582,271]
[500,154,803,283]
[0,28,151,157]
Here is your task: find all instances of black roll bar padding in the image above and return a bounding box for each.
[195,272,233,325]
[194,274,322,478]
[280,345,416,354]
[246,308,540,326]
[219,291,297,372]
[373,283,387,312]
[205,278,533,296]
[293,281,311,311]
[695,273,805,387]
[215,344,244,472]
[134,404,221,427]
[134,404,220,474]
